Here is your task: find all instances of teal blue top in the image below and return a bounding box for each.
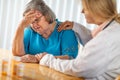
[24,19,78,58]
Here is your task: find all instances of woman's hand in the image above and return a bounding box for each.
[21,54,39,63]
[35,52,47,61]
[57,21,74,32]
[21,10,42,28]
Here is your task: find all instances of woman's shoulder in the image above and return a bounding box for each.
[56,20,75,34]
[24,26,33,32]
[60,30,76,40]
[62,29,75,34]
[24,26,38,36]
[55,19,76,39]
[24,26,37,34]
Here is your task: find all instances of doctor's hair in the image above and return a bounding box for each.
[23,0,56,24]
[82,0,120,23]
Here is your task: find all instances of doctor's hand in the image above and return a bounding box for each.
[35,52,47,61]
[58,21,73,32]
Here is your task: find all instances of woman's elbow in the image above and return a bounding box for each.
[12,47,25,56]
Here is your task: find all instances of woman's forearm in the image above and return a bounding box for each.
[12,23,26,56]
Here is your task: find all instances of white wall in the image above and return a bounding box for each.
[0,0,30,49]
[0,0,120,50]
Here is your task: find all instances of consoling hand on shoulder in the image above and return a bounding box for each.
[57,21,73,32]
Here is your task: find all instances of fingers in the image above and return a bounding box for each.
[21,55,30,63]
[24,10,35,17]
[57,21,73,32]
[22,10,42,26]
[25,10,42,18]
[24,13,38,23]
[24,11,36,23]
[35,52,47,61]
[21,54,38,63]
[35,54,43,61]
[21,52,47,63]
[57,21,68,32]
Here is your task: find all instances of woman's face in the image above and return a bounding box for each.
[82,2,104,25]
[31,15,50,35]
[82,3,96,24]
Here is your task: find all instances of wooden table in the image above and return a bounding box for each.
[116,75,120,80]
[0,48,84,80]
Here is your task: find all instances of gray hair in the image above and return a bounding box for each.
[23,0,56,24]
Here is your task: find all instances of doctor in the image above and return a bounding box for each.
[35,0,120,79]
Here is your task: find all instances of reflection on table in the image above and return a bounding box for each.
[0,48,84,80]
[116,75,120,80]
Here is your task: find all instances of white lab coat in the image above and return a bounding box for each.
[40,21,120,80]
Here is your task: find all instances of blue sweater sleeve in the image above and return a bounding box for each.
[23,27,32,54]
[61,30,78,58]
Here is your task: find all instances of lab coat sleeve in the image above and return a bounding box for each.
[39,34,111,78]
[72,22,92,45]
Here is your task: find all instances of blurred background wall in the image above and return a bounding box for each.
[0,0,120,50]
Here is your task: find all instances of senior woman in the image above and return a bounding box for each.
[36,0,120,80]
[12,0,78,62]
